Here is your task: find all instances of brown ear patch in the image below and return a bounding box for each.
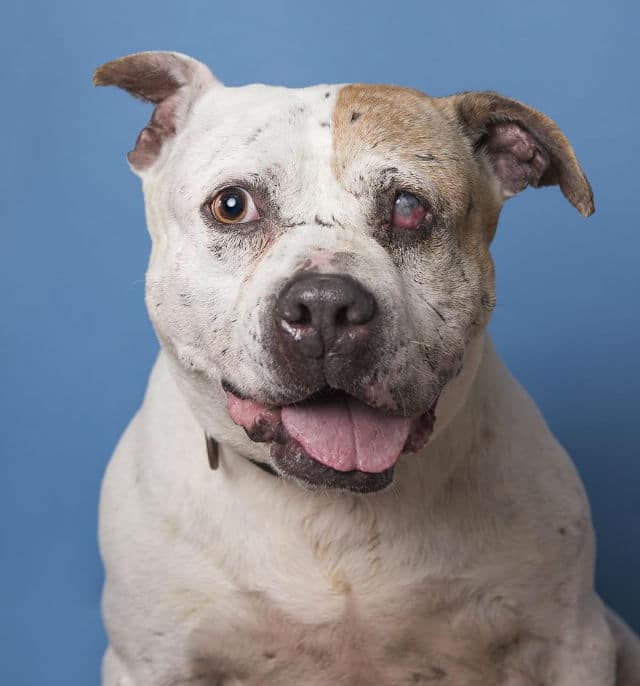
[445,91,594,217]
[93,51,216,171]
[93,53,185,103]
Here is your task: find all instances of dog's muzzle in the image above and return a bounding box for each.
[224,272,438,492]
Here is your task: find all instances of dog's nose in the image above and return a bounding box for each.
[276,274,377,359]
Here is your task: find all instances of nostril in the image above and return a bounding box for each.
[335,306,350,327]
[282,302,312,326]
[334,299,375,329]
[345,297,376,326]
[297,303,312,325]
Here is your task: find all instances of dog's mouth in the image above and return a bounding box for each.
[224,385,436,493]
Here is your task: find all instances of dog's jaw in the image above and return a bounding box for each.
[156,326,488,493]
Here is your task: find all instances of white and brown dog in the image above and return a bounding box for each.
[94,52,640,685]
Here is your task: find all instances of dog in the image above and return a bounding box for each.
[94,51,640,685]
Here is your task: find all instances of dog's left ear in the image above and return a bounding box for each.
[93,51,218,174]
[439,91,594,216]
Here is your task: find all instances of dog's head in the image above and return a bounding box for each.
[95,52,593,493]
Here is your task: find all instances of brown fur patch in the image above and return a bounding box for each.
[331,84,501,333]
[330,84,592,343]
[331,84,502,239]
[332,85,473,217]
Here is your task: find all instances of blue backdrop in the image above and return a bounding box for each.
[1,1,638,684]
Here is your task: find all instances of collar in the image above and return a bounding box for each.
[205,434,279,478]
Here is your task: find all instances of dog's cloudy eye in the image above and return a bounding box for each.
[392,192,431,231]
[211,188,259,225]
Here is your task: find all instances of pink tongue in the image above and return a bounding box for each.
[281,397,411,473]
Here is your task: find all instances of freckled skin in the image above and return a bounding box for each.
[94,53,638,686]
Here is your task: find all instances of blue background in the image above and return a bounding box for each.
[1,1,638,683]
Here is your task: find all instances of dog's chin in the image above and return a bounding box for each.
[223,385,437,493]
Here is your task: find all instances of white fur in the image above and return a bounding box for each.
[101,338,640,685]
[98,59,640,685]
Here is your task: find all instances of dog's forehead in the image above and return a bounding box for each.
[176,82,470,202]
[174,83,341,202]
[186,82,341,159]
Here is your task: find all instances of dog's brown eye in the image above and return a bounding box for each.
[392,192,431,231]
[211,187,259,224]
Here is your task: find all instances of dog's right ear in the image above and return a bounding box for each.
[438,91,594,217]
[93,52,218,174]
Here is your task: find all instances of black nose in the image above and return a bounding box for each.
[276,273,377,359]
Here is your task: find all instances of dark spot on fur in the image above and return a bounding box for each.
[428,301,446,323]
[324,91,330,98]
[410,666,447,682]
[331,214,346,229]
[491,633,523,660]
[558,527,567,535]
[314,215,333,227]
[263,651,276,659]
[320,121,330,128]
[221,348,228,356]
[351,111,362,122]
[172,671,215,684]
[330,252,358,269]
[481,293,496,311]
[245,126,263,145]
[415,153,436,162]
[282,218,306,228]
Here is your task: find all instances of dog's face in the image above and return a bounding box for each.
[95,52,593,493]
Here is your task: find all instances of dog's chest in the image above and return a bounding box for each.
[178,508,534,686]
[191,578,532,686]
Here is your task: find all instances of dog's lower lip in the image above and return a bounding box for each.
[270,439,396,493]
